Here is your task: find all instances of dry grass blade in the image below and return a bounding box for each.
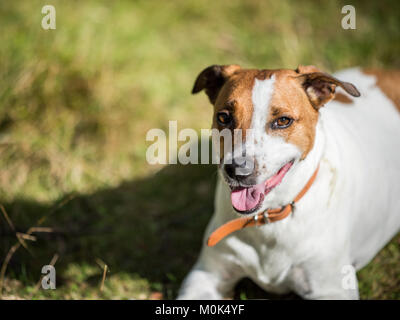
[0,195,73,298]
[48,254,59,267]
[100,264,108,292]
[15,233,37,241]
[15,233,34,256]
[26,227,54,234]
[95,258,110,293]
[0,205,33,293]
[0,243,21,294]
[0,205,32,253]
[17,227,53,253]
[34,194,76,227]
[0,204,15,232]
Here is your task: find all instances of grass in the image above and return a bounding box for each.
[0,0,399,300]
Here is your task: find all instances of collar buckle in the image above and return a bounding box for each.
[263,212,269,224]
[254,214,259,226]
[290,201,295,213]
[254,213,268,226]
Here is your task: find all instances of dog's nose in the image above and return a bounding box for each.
[224,157,254,180]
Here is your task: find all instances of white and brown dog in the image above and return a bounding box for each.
[177,65,400,300]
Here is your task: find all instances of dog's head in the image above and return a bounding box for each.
[192,64,360,214]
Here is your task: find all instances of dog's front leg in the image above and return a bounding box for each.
[177,246,242,300]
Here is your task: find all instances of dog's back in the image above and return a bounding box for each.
[324,68,400,269]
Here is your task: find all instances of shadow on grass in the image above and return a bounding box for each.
[1,152,301,299]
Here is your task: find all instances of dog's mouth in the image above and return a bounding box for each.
[230,160,294,214]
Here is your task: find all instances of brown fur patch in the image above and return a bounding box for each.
[296,65,321,74]
[267,70,319,159]
[363,69,400,111]
[213,70,258,132]
[212,69,257,160]
[333,92,353,104]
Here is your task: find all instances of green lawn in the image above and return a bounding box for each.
[0,0,399,299]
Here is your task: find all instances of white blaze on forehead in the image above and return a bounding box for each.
[228,76,276,173]
[249,75,276,142]
[244,74,301,182]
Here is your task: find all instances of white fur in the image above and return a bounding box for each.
[251,76,275,135]
[246,76,302,194]
[177,68,400,300]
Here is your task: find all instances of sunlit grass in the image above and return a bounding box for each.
[0,0,399,299]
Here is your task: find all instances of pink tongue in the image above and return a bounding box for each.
[231,183,264,212]
[230,162,293,212]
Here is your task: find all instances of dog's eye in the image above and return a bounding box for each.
[216,111,232,126]
[272,117,293,129]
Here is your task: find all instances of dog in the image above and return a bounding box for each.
[177,64,400,299]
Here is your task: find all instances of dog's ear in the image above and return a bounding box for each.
[192,64,241,104]
[296,65,322,74]
[295,65,360,110]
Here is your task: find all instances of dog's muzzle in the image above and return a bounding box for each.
[224,156,257,185]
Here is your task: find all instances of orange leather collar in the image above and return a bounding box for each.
[207,164,320,247]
